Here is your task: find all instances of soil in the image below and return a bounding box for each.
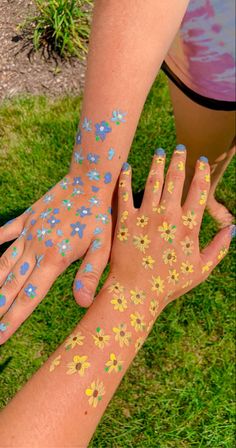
[0,0,87,102]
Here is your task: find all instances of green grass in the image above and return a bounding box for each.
[0,72,235,447]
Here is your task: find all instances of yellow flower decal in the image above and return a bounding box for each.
[49,355,61,372]
[119,179,126,188]
[142,255,155,269]
[149,299,159,317]
[108,282,124,294]
[151,276,165,295]
[64,331,85,351]
[180,236,194,255]
[135,337,145,353]
[182,210,197,230]
[204,173,210,183]
[133,234,151,253]
[181,261,194,275]
[85,379,105,408]
[218,247,228,260]
[122,192,129,202]
[120,210,129,223]
[111,294,128,312]
[137,215,149,227]
[168,269,179,284]
[199,161,207,170]
[117,226,130,241]
[177,161,184,171]
[167,181,174,194]
[130,288,146,305]
[105,353,123,373]
[153,181,160,193]
[199,190,207,205]
[158,221,176,243]
[202,261,213,273]
[66,355,90,376]
[152,203,166,214]
[162,248,177,266]
[155,156,165,165]
[93,327,110,349]
[182,280,193,289]
[130,312,146,332]
[113,323,131,348]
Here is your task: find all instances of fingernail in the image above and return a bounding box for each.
[175,144,186,151]
[199,156,208,163]
[122,162,130,171]
[155,148,165,156]
[230,224,236,239]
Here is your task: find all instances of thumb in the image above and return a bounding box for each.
[200,224,235,275]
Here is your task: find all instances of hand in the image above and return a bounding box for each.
[105,147,233,333]
[0,170,112,342]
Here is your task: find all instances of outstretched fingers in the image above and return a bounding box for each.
[200,225,234,276]
[0,215,25,245]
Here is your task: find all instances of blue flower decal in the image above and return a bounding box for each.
[27,233,33,241]
[30,219,37,226]
[76,206,92,218]
[94,227,103,235]
[104,172,112,184]
[91,239,102,251]
[87,170,100,181]
[75,129,82,144]
[108,148,115,160]
[89,196,100,207]
[111,110,127,124]
[75,279,84,291]
[57,239,72,256]
[62,199,73,210]
[37,227,51,241]
[47,215,60,228]
[82,117,92,132]
[87,153,100,164]
[45,239,54,247]
[95,121,111,141]
[0,294,6,307]
[20,262,30,276]
[72,186,84,197]
[40,208,52,219]
[25,283,37,299]
[84,263,93,273]
[43,194,54,203]
[36,254,44,267]
[70,222,86,238]
[73,176,84,186]
[0,322,8,332]
[74,149,84,165]
[92,186,100,193]
[96,213,109,225]
[60,178,69,189]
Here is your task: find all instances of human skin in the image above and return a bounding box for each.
[0,148,233,447]
[0,0,190,342]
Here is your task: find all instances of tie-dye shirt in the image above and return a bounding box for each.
[165,0,235,102]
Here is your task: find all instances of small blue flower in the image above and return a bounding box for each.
[36,254,44,267]
[0,322,8,332]
[95,121,111,141]
[57,239,72,256]
[20,262,30,276]
[45,239,53,247]
[89,196,100,207]
[84,263,93,273]
[24,206,35,215]
[53,208,60,214]
[56,229,63,237]
[75,129,82,144]
[37,227,51,241]
[47,215,60,228]
[76,206,92,218]
[96,213,109,225]
[91,239,102,251]
[4,272,15,284]
[43,194,54,203]
[75,279,84,291]
[82,117,92,132]
[60,178,69,189]
[0,294,6,307]
[111,110,127,124]
[40,208,52,219]
[11,247,18,258]
[62,199,73,210]
[19,226,28,239]
[87,153,100,164]
[94,227,103,235]
[104,172,112,184]
[92,186,100,193]
[87,170,100,181]
[72,186,84,197]
[72,176,84,186]
[27,233,33,241]
[108,148,115,160]
[25,283,37,299]
[74,149,84,165]
[30,219,37,226]
[70,222,86,239]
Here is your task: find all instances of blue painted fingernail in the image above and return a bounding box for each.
[199,156,208,163]
[175,144,186,151]
[230,225,236,239]
[122,162,130,171]
[155,148,165,156]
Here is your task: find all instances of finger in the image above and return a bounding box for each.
[0,262,60,344]
[0,252,36,318]
[200,225,234,276]
[0,215,25,244]
[0,240,25,286]
[141,148,166,213]
[160,144,186,207]
[117,162,134,215]
[73,234,111,308]
[182,156,211,233]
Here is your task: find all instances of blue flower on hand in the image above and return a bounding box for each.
[84,263,93,273]
[87,170,100,181]
[0,322,8,332]
[20,262,30,276]
[57,239,72,256]
[25,283,37,299]
[73,176,84,186]
[89,196,100,207]
[45,239,53,247]
[94,227,103,235]
[37,227,51,241]
[60,178,69,189]
[87,153,100,164]
[36,254,44,267]
[43,194,54,203]
[47,215,60,228]
[72,186,84,197]
[95,121,111,141]
[76,206,92,218]
[92,186,99,193]
[70,222,86,239]
[82,117,92,132]
[104,172,112,184]
[91,239,102,251]
[108,148,115,160]
[75,279,84,291]
[74,149,84,164]
[96,213,109,224]
[0,294,6,307]
[111,110,127,124]
[75,129,82,144]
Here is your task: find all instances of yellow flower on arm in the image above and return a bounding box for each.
[149,299,159,317]
[92,327,110,349]
[105,353,123,373]
[202,261,213,273]
[130,288,146,305]
[182,210,197,230]
[113,323,132,348]
[181,261,194,275]
[111,294,128,312]
[66,355,90,376]
[162,248,177,266]
[218,247,228,260]
[153,181,160,193]
[108,282,124,294]
[199,190,207,205]
[151,276,165,295]
[167,269,180,284]
[130,312,146,332]
[133,234,151,253]
[180,236,194,256]
[167,181,174,194]
[135,337,145,353]
[85,379,105,408]
[117,226,130,241]
[64,331,85,351]
[49,355,61,372]
[158,221,176,243]
[137,215,149,227]
[120,210,129,223]
[142,255,155,269]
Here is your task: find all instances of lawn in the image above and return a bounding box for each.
[0,72,235,447]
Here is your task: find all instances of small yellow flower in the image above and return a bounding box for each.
[162,248,177,266]
[177,161,184,171]
[122,192,129,202]
[181,261,194,275]
[93,327,110,349]
[111,294,128,312]
[181,236,194,255]
[64,331,85,351]
[137,215,149,228]
[135,337,145,353]
[202,261,213,273]
[204,173,210,182]
[167,181,174,194]
[149,299,159,316]
[49,355,61,372]
[182,280,193,289]
[85,379,105,408]
[217,247,228,260]
[151,276,165,295]
[133,234,151,253]
[199,161,207,170]
[199,190,207,205]
[158,221,176,243]
[113,323,131,348]
[120,210,129,223]
[155,156,165,165]
[117,226,130,241]
[130,288,146,305]
[105,353,123,373]
[108,282,124,294]
[152,203,166,214]
[119,179,126,188]
[153,181,160,193]
[182,210,197,230]
[66,355,90,376]
[142,255,155,269]
[168,269,180,284]
[130,312,146,332]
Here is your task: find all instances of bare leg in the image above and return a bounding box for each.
[168,79,235,227]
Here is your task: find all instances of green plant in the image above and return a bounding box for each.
[23,0,93,59]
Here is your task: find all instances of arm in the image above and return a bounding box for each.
[0,147,233,447]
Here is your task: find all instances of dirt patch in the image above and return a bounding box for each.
[0,0,87,101]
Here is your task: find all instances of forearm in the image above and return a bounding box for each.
[70,0,189,188]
